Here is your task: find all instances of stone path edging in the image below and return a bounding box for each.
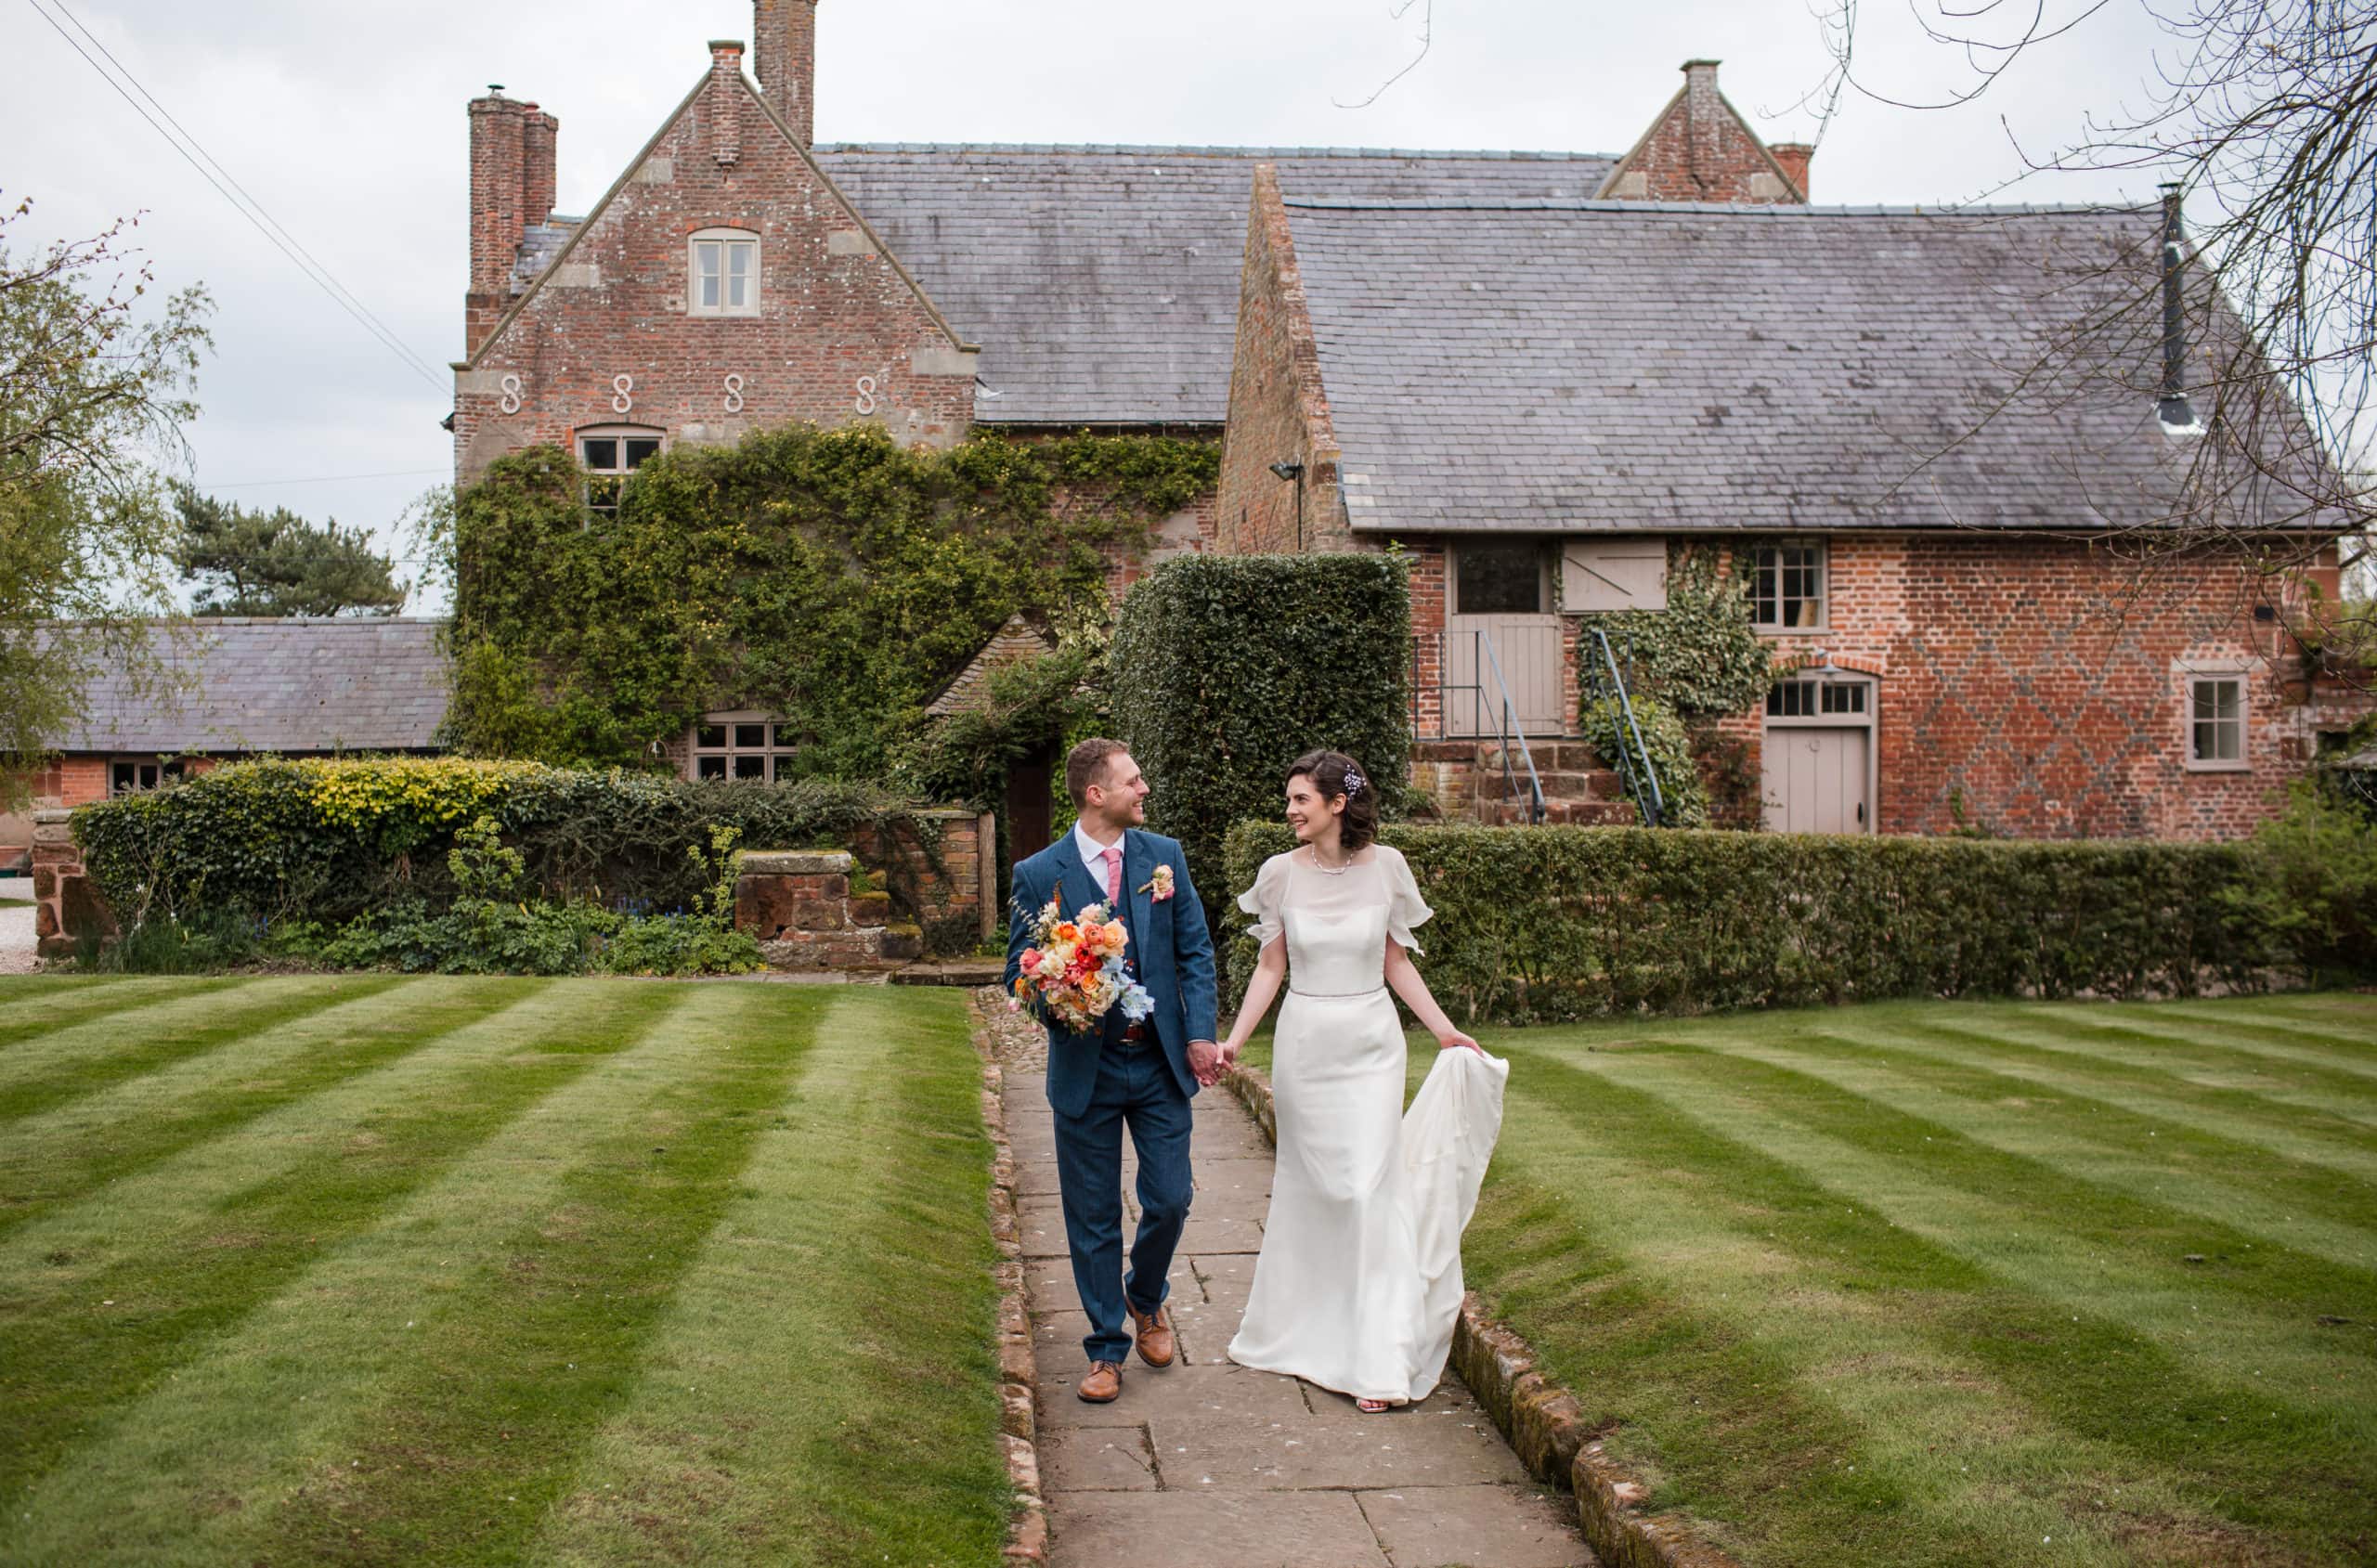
[1219,1058,1746,1568]
[968,992,1050,1563]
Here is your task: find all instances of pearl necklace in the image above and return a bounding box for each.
[1305,846,1355,876]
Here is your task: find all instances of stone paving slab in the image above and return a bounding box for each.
[1359,1485,1594,1568]
[1043,1424,1160,1491]
[1035,1359,1315,1430]
[1176,1214,1265,1255]
[1148,1409,1530,1492]
[1047,1492,1391,1568]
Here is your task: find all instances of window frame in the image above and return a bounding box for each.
[1451,538,1552,617]
[2183,668,2251,772]
[687,710,799,783]
[1747,539,1829,633]
[686,227,761,318]
[576,423,666,518]
[108,757,181,797]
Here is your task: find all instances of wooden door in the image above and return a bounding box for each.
[1444,618,1566,736]
[1005,754,1054,862]
[1762,726,1871,834]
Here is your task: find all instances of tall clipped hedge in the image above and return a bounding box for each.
[1111,553,1410,936]
[1223,821,2280,1023]
[73,758,924,924]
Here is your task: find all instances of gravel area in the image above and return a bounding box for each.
[0,900,35,974]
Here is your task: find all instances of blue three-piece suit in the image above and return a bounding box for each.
[1003,828,1218,1364]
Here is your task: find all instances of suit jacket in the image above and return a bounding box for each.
[1003,827,1218,1118]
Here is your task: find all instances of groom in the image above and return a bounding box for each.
[1005,738,1221,1403]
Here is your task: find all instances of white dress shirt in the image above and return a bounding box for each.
[1073,818,1126,901]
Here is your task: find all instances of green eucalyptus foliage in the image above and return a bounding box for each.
[1225,820,2288,1024]
[1577,693,1710,828]
[1111,553,1411,938]
[446,425,1216,774]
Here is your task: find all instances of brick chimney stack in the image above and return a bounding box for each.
[709,40,746,165]
[467,89,529,355]
[1770,142,1812,199]
[521,103,559,231]
[1682,59,1723,190]
[753,0,819,147]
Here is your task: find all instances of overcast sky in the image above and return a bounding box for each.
[5,0,2178,614]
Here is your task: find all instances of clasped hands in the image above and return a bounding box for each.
[1187,1037,1233,1087]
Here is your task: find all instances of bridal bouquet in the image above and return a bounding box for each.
[1010,895,1154,1034]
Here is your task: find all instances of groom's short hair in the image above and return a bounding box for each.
[1066,737,1131,807]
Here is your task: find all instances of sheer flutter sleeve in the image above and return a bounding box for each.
[1237,851,1291,950]
[1383,845,1434,954]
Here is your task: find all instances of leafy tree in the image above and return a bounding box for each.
[0,196,211,807]
[172,484,407,616]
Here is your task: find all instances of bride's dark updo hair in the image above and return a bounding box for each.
[1286,750,1378,851]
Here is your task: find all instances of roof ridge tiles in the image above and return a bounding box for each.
[1279,197,2153,216]
[812,141,1619,161]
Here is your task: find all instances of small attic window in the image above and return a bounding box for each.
[689,227,760,317]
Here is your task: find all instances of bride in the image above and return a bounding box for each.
[1219,749,1507,1413]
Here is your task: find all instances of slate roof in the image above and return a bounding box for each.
[513,144,1616,428]
[1286,198,2255,534]
[52,618,450,753]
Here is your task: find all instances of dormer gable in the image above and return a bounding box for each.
[1595,59,1811,204]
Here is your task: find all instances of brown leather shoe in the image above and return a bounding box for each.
[1077,1360,1123,1403]
[1126,1302,1176,1368]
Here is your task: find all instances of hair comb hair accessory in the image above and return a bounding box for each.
[1341,767,1366,797]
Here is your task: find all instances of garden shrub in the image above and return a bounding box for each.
[1223,820,2285,1024]
[1577,693,1708,828]
[73,757,926,927]
[2220,784,2377,983]
[1111,553,1410,936]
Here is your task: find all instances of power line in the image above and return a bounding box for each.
[24,0,450,394]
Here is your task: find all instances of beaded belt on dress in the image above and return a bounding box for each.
[1286,984,1389,999]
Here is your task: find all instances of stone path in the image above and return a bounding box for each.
[997,1024,1592,1568]
[0,881,34,975]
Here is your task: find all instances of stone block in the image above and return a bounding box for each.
[737,849,853,876]
[881,923,923,962]
[787,898,846,932]
[850,889,893,922]
[31,865,54,900]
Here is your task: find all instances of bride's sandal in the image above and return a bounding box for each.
[1356,1397,1393,1414]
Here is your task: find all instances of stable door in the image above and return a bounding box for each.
[1762,726,1871,834]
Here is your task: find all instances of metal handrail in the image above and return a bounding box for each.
[1583,626,1666,828]
[1476,628,1548,824]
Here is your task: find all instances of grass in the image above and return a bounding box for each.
[1243,991,2377,1565]
[0,975,1008,1566]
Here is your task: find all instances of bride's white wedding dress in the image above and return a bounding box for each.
[1226,846,1507,1405]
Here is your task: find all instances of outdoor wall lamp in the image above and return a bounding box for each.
[1270,460,1306,549]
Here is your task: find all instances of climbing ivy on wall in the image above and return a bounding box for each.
[446,425,1216,779]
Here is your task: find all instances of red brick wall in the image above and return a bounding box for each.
[1216,165,1356,557]
[454,44,976,485]
[1604,61,1806,204]
[1698,534,2371,840]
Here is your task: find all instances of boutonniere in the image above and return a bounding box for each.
[1137,864,1176,902]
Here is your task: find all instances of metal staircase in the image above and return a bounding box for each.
[1580,627,1668,828]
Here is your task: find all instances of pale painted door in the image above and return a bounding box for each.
[1762,726,1871,834]
[1444,617,1565,737]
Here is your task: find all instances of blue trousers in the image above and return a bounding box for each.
[1053,1043,1194,1364]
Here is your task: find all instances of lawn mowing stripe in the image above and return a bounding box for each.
[1499,1042,2377,1561]
[523,987,1007,1568]
[1757,1023,2377,1271]
[0,975,403,1124]
[1476,1065,2209,1566]
[0,977,252,1048]
[1996,1001,2377,1101]
[0,978,767,1567]
[0,978,682,1509]
[0,977,530,1242]
[2022,1000,2377,1085]
[222,981,829,1567]
[1877,1016,2377,1179]
[2137,996,2377,1057]
[1627,1041,2377,1420]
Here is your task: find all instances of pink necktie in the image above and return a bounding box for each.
[1102,845,1123,903]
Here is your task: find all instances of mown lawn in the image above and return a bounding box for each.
[1247,991,2377,1564]
[0,975,1008,1567]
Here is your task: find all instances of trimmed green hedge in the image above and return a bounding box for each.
[1111,553,1410,938]
[1223,821,2280,1023]
[73,757,926,926]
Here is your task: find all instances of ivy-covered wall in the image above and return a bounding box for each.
[447,424,1217,779]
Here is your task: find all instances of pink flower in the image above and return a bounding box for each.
[1140,864,1176,902]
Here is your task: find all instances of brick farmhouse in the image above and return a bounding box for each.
[17,4,2365,860]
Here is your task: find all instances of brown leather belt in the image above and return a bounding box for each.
[1114,1021,1151,1047]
